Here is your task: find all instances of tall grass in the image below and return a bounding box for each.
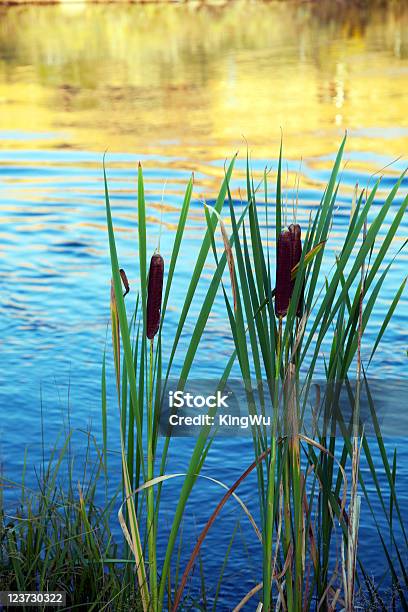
[0,431,142,611]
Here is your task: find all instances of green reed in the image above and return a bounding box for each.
[0,431,143,611]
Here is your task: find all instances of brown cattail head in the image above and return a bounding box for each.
[276,225,303,318]
[119,268,130,297]
[146,253,164,340]
[275,230,293,318]
[288,224,303,316]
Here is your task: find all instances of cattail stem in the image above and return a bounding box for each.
[147,338,157,606]
[281,320,295,612]
[283,446,294,610]
[110,280,149,612]
[262,315,282,610]
[346,221,366,611]
[277,316,283,362]
[288,363,302,612]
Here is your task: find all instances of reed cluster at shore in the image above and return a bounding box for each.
[1,138,407,610]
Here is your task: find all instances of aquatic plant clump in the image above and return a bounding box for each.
[102,139,407,611]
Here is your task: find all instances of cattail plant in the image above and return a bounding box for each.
[275,225,304,611]
[147,252,164,340]
[102,145,408,612]
[145,251,164,606]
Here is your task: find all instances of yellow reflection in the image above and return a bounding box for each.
[0,1,407,164]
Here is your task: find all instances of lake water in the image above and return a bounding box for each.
[0,2,407,608]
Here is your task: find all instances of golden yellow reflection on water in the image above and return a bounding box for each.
[0,1,407,165]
